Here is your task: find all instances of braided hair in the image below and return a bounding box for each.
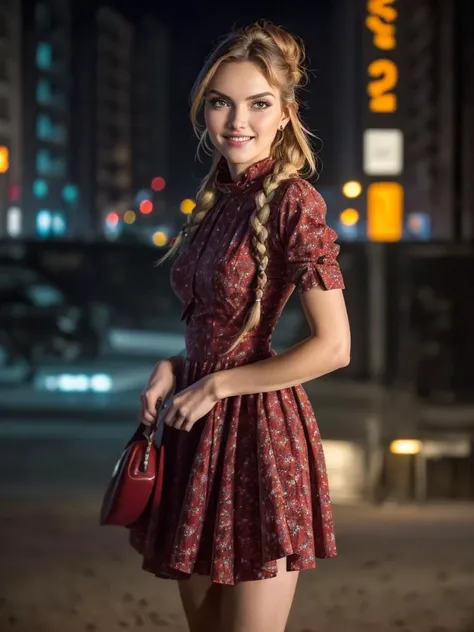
[225,160,298,353]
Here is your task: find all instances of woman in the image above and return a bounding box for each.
[132,20,350,632]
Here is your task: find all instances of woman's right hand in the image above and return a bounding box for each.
[139,357,182,426]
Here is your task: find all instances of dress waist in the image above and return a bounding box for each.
[183,346,276,373]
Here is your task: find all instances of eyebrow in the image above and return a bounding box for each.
[206,89,275,101]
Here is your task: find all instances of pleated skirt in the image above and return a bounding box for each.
[129,352,337,585]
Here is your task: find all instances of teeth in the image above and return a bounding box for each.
[228,137,252,141]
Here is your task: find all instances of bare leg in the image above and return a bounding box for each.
[178,575,222,632]
[220,558,299,632]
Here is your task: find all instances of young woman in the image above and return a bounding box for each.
[132,20,350,632]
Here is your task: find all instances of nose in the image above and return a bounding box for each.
[226,105,249,131]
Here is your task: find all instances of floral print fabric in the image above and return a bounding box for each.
[129,157,345,585]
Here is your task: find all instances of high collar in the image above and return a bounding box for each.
[215,156,276,195]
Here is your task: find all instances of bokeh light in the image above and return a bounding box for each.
[151,176,166,191]
[139,199,153,214]
[0,145,9,173]
[124,210,136,224]
[342,181,362,198]
[106,212,120,226]
[180,198,196,215]
[33,178,48,198]
[152,231,168,246]
[390,439,423,455]
[340,208,360,226]
[9,183,21,202]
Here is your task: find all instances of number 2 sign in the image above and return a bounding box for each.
[366,0,398,113]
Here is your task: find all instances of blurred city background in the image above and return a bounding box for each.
[0,0,473,630]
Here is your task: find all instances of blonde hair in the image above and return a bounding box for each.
[157,20,317,354]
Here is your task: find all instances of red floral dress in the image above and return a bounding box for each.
[130,157,345,585]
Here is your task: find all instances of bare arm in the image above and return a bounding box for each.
[212,285,350,399]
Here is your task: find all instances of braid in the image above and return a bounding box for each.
[225,160,298,354]
[155,159,220,266]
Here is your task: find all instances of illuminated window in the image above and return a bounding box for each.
[36,149,51,174]
[53,157,66,177]
[36,209,52,237]
[52,212,66,235]
[33,178,49,198]
[62,184,78,204]
[36,79,52,105]
[36,114,67,143]
[37,114,53,140]
[36,42,52,70]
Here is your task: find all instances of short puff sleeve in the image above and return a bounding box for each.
[279,179,345,293]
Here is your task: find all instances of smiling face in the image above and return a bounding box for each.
[204,61,289,181]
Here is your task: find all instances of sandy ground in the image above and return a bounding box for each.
[0,500,473,632]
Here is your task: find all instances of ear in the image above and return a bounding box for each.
[279,113,290,130]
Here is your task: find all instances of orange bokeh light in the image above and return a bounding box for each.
[139,199,153,214]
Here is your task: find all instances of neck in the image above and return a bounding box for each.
[228,163,247,183]
[226,154,272,183]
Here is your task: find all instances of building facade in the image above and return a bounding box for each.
[74,5,133,237]
[0,0,22,238]
[21,0,78,238]
[332,0,473,242]
[131,16,169,195]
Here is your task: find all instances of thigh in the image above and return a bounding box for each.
[220,558,299,632]
[178,575,222,632]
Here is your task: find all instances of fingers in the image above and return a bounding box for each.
[140,392,163,426]
[167,414,187,431]
[162,404,193,432]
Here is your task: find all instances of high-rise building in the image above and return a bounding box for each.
[333,0,473,242]
[403,0,474,240]
[0,0,22,238]
[74,6,133,236]
[131,16,169,203]
[21,0,78,238]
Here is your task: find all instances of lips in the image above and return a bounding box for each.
[224,136,254,147]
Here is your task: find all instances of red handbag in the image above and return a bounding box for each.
[100,421,165,528]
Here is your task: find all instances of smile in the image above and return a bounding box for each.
[224,136,254,146]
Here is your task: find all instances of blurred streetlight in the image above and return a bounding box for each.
[390,439,423,455]
[152,231,168,247]
[340,208,360,226]
[0,146,9,173]
[124,210,136,224]
[106,212,120,227]
[180,198,196,215]
[139,199,153,214]
[151,176,166,192]
[342,180,362,198]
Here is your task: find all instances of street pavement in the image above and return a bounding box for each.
[0,426,473,632]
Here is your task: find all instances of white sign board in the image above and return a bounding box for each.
[363,128,404,176]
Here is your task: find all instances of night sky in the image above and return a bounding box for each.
[106,0,336,193]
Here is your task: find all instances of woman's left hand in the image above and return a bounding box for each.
[159,373,221,432]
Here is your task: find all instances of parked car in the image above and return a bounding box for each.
[0,264,100,369]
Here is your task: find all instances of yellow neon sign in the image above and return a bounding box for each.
[367,182,403,242]
[366,0,398,113]
[366,0,398,49]
[0,146,9,174]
